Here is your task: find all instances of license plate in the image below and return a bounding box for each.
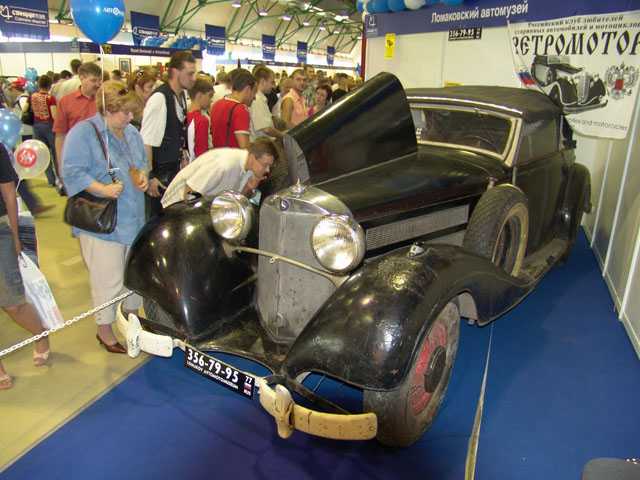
[184,345,255,399]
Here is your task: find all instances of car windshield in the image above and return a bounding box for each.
[411,106,512,156]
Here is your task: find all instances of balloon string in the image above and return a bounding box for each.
[99,45,110,170]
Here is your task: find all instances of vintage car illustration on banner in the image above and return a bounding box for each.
[530,55,608,113]
[117,72,591,447]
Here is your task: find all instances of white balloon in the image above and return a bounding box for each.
[13,140,50,180]
[405,0,425,9]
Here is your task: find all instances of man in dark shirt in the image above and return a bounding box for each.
[0,143,51,389]
[141,51,197,218]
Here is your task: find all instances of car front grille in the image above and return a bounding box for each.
[257,197,337,343]
[576,74,590,104]
[365,205,469,250]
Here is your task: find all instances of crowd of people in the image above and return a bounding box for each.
[0,51,360,390]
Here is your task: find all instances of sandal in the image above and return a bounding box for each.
[0,374,13,390]
[33,349,50,367]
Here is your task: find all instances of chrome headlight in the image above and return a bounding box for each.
[210,192,253,241]
[311,215,365,274]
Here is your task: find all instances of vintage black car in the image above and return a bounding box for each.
[117,73,591,447]
[531,55,607,113]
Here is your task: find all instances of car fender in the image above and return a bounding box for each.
[283,244,534,391]
[561,162,591,241]
[124,199,255,340]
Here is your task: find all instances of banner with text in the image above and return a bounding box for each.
[0,0,49,40]
[327,46,335,65]
[297,41,308,64]
[78,42,203,59]
[262,34,275,60]
[510,10,640,139]
[206,25,225,55]
[131,11,159,46]
[365,0,637,38]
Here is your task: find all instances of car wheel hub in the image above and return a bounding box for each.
[410,321,447,415]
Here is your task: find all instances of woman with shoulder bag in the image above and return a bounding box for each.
[62,81,148,353]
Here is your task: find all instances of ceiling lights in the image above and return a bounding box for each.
[302,20,310,26]
[281,14,292,20]
[231,1,242,7]
[259,9,268,16]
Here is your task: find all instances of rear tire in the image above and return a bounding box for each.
[464,185,529,277]
[363,302,460,447]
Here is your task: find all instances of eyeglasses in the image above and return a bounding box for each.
[136,70,145,78]
[118,88,129,96]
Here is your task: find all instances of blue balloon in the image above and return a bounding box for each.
[356,0,364,12]
[26,81,37,94]
[70,0,125,44]
[389,0,406,11]
[25,68,38,82]
[0,109,23,149]
[372,0,390,12]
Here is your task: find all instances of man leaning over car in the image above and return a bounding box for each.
[160,138,277,209]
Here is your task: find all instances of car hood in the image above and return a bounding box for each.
[315,145,507,224]
[282,72,417,185]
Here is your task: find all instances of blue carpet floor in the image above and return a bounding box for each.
[476,232,640,479]
[3,232,639,480]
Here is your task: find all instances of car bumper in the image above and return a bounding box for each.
[116,303,377,442]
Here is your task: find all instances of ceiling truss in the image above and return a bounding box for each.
[53,0,362,53]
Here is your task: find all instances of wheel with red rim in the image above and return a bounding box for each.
[363,302,460,447]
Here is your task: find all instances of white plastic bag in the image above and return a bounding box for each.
[18,253,64,330]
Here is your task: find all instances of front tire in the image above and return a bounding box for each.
[363,302,460,447]
[463,185,529,277]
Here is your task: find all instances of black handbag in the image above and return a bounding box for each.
[63,122,118,234]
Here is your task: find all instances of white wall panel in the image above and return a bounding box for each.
[622,240,640,358]
[606,98,640,307]
[0,53,26,77]
[52,54,79,75]
[592,136,630,274]
[25,53,55,76]
[365,33,445,87]
[441,28,520,87]
[580,137,612,241]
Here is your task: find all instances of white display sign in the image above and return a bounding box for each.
[510,10,640,139]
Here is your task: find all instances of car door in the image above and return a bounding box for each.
[514,117,567,253]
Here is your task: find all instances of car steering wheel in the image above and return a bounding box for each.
[457,134,500,152]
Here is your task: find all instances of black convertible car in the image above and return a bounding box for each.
[117,73,591,447]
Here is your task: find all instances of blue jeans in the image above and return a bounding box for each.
[17,181,41,212]
[0,218,25,307]
[33,121,57,186]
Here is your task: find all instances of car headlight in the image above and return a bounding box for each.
[210,192,253,241]
[311,215,365,274]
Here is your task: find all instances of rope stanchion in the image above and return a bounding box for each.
[0,291,133,359]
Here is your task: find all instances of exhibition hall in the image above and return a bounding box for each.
[0,0,639,478]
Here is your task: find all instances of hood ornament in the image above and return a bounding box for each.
[291,179,306,197]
